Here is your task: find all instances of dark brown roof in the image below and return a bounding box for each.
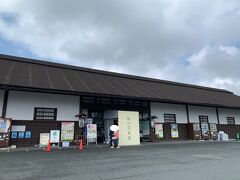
[0,54,240,109]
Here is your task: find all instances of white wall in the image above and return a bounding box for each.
[188,105,218,123]
[6,91,79,121]
[218,108,240,125]
[0,90,4,116]
[151,102,188,123]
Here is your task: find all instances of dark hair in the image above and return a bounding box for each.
[114,119,118,125]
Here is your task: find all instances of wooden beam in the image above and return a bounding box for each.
[1,90,9,118]
[186,104,190,123]
[216,107,220,124]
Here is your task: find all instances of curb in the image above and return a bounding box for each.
[1,140,239,153]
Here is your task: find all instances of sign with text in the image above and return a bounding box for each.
[118,111,140,146]
[50,130,60,143]
[11,125,26,132]
[61,122,74,141]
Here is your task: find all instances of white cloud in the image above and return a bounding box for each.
[0,0,240,94]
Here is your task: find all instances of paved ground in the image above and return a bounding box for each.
[1,141,240,180]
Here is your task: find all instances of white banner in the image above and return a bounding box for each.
[50,130,60,143]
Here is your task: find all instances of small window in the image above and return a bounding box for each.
[101,98,111,104]
[128,100,134,106]
[164,114,176,123]
[227,117,235,125]
[82,96,95,104]
[34,107,57,120]
[199,115,208,123]
[119,99,127,105]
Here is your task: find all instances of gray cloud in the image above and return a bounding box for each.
[1,0,240,94]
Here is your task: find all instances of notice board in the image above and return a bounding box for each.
[118,111,140,146]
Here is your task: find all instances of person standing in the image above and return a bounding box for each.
[111,130,119,149]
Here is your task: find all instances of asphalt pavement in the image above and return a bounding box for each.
[1,141,240,180]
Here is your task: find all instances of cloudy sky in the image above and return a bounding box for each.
[0,0,240,95]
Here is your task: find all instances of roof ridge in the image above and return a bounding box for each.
[0,53,233,94]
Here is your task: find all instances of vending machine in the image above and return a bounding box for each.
[209,123,218,140]
[187,123,201,140]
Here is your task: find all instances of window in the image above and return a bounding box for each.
[101,98,111,104]
[199,115,208,124]
[34,107,57,120]
[82,96,95,104]
[164,114,176,123]
[227,117,235,125]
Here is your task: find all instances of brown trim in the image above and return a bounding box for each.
[1,90,9,118]
[186,104,190,123]
[216,107,220,125]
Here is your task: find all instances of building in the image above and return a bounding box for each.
[0,54,240,147]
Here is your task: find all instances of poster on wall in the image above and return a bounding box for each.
[39,133,49,147]
[171,124,179,138]
[11,132,17,139]
[155,123,164,138]
[87,124,97,144]
[50,130,60,143]
[61,122,74,141]
[18,132,24,139]
[25,131,31,139]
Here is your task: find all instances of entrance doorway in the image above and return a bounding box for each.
[88,110,105,143]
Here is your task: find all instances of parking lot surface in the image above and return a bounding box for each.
[0,141,240,180]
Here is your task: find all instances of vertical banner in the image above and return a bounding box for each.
[118,111,140,146]
[61,122,74,141]
[171,124,179,138]
[155,123,164,138]
[87,124,97,143]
